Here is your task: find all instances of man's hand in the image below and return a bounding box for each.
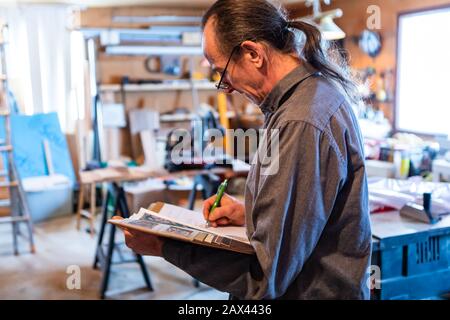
[112,216,164,256]
[202,193,245,227]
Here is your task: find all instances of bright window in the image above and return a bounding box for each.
[396,7,450,136]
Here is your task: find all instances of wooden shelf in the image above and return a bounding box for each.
[160,111,236,123]
[100,80,217,93]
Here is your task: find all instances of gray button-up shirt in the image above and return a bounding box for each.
[162,63,372,300]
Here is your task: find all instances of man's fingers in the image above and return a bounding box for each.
[219,193,233,205]
[123,229,134,238]
[215,217,231,226]
[111,216,129,231]
[202,195,216,219]
[203,193,238,222]
[206,195,217,204]
[123,229,134,248]
[208,206,233,222]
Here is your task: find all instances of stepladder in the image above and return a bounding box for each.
[0,22,35,255]
[0,154,36,255]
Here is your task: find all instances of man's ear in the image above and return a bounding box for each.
[241,41,266,69]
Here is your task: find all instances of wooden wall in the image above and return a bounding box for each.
[78,1,450,161]
[288,0,450,123]
[79,6,206,28]
[79,6,251,162]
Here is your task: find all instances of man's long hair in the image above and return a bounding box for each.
[202,0,360,104]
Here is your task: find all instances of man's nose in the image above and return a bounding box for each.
[224,87,235,94]
[223,82,235,94]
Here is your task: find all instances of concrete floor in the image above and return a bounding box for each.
[0,214,229,300]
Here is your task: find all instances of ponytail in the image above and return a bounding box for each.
[288,20,360,104]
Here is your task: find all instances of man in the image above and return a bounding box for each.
[117,0,372,299]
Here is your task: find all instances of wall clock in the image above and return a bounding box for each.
[358,29,382,58]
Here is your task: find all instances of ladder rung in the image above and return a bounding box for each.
[0,170,8,176]
[0,181,18,188]
[0,199,10,207]
[0,216,30,224]
[0,110,10,116]
[0,74,6,80]
[0,145,12,152]
[80,209,94,219]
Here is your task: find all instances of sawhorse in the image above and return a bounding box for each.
[93,182,153,299]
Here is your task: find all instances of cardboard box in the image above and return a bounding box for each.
[125,179,203,213]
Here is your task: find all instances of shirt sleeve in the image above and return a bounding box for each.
[162,120,347,299]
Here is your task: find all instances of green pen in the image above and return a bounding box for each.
[207,179,228,227]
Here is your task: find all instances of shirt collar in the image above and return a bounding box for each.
[259,62,319,115]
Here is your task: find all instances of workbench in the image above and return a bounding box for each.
[371,210,450,299]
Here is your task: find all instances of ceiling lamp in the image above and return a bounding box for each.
[301,0,346,41]
[318,9,345,40]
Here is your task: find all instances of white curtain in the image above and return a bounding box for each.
[0,4,84,133]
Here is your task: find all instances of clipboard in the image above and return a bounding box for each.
[109,202,254,255]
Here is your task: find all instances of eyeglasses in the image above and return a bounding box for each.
[215,45,241,91]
